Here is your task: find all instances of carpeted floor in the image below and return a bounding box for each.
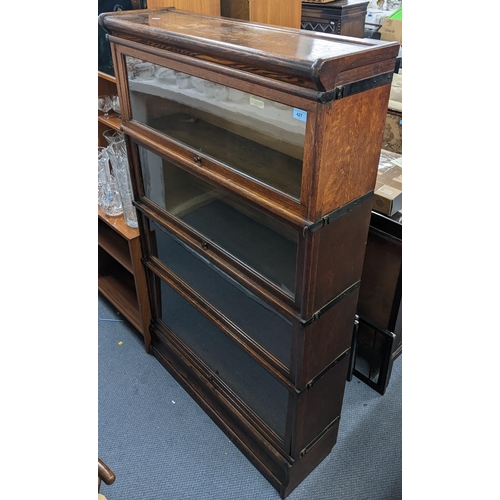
[98,294,402,500]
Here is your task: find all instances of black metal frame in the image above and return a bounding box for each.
[348,210,402,395]
[350,314,401,395]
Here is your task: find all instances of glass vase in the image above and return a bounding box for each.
[98,147,108,205]
[103,131,138,228]
[98,146,123,217]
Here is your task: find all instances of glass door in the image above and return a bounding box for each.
[125,56,307,200]
[138,145,300,298]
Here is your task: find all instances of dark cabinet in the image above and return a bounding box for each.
[353,192,402,394]
[301,0,370,38]
[99,8,398,498]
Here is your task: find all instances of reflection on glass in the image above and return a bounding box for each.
[150,219,293,367]
[126,56,306,199]
[139,145,298,295]
[160,278,289,437]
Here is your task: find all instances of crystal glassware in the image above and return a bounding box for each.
[102,131,138,228]
[102,130,127,156]
[134,62,156,80]
[102,129,121,146]
[175,71,192,89]
[204,81,215,98]
[98,146,123,216]
[156,67,176,85]
[192,76,205,93]
[98,146,108,205]
[214,84,229,102]
[98,95,113,118]
[111,95,121,115]
[228,88,246,103]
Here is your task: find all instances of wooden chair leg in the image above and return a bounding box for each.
[98,458,116,492]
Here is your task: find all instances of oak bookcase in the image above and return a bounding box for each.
[99,8,398,497]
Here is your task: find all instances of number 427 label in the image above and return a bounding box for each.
[293,108,307,122]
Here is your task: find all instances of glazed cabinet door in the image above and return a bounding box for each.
[131,140,304,307]
[113,45,318,220]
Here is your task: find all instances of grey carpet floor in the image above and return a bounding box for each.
[98,294,402,500]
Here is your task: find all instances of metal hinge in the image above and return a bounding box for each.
[299,416,340,458]
[317,71,394,103]
[317,86,344,103]
[305,348,350,390]
[300,281,361,328]
[304,191,373,234]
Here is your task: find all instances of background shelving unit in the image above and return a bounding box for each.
[98,71,151,351]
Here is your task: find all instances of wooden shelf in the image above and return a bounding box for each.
[98,261,142,332]
[98,207,151,349]
[98,206,139,241]
[98,113,121,131]
[98,217,133,273]
[98,71,116,84]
